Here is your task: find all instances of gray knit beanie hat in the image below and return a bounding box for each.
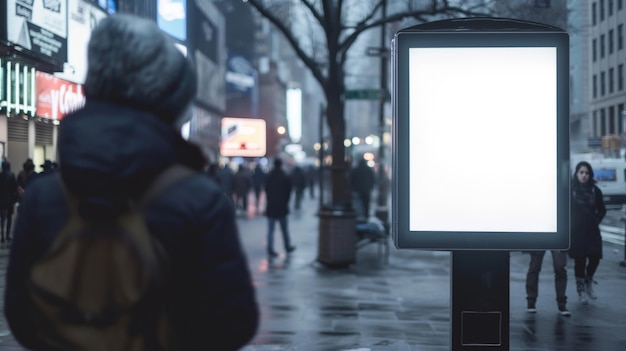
[83,14,196,123]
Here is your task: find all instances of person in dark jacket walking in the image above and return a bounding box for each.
[218,161,236,206]
[264,158,296,257]
[252,164,266,214]
[291,165,306,210]
[350,159,376,219]
[569,161,606,305]
[0,161,18,243]
[234,164,253,215]
[4,14,258,351]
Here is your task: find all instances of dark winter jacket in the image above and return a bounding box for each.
[0,167,18,210]
[264,167,292,218]
[4,101,259,351]
[569,183,606,258]
[350,160,375,195]
[291,166,307,192]
[252,167,265,192]
[234,166,253,197]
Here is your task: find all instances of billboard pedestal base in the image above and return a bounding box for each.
[451,251,510,350]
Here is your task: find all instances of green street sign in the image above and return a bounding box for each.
[345,89,389,100]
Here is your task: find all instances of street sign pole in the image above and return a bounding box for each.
[371,0,389,234]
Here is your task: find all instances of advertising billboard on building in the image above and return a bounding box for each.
[36,71,85,120]
[157,0,186,42]
[64,0,108,83]
[188,0,225,112]
[220,117,266,157]
[6,0,68,64]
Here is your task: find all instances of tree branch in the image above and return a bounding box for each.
[246,0,327,86]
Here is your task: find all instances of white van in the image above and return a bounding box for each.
[571,156,626,206]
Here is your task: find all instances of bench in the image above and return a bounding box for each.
[355,216,389,264]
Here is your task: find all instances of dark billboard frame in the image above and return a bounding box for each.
[391,18,570,250]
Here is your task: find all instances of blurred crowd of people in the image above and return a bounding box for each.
[0,158,59,244]
[204,159,318,216]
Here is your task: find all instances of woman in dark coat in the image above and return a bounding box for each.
[569,161,606,305]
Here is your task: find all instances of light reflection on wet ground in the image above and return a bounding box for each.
[238,195,626,351]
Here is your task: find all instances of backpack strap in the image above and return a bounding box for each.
[139,165,197,210]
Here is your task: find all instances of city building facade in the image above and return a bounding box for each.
[588,0,626,155]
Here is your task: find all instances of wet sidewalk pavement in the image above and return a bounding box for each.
[237,194,626,351]
[1,193,626,350]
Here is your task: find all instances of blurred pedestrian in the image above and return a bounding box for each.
[218,161,236,206]
[264,158,296,257]
[291,165,306,210]
[4,14,258,351]
[0,161,18,243]
[525,250,570,316]
[569,161,606,305]
[234,164,253,215]
[39,159,56,177]
[252,163,266,214]
[206,162,220,183]
[350,159,376,220]
[306,165,317,199]
[16,158,37,200]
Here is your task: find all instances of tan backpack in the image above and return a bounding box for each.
[27,165,194,351]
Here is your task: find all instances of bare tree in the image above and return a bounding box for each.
[247,0,492,208]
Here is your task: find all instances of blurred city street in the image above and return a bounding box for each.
[1,191,626,350]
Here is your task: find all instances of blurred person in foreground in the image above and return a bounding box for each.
[4,14,258,350]
[569,161,606,305]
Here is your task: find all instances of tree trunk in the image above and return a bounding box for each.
[325,86,351,209]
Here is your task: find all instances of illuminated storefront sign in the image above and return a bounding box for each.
[0,59,37,116]
[35,71,85,120]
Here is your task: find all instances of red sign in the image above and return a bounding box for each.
[36,72,85,120]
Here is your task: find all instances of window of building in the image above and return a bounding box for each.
[609,0,614,15]
[619,64,624,91]
[601,34,606,58]
[602,71,606,96]
[609,29,614,53]
[601,0,605,21]
[601,108,607,135]
[619,24,623,50]
[593,110,598,136]
[593,74,598,98]
[593,38,598,61]
[619,0,623,10]
[593,2,597,25]
[617,104,626,135]
[610,106,616,133]
[610,67,615,93]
